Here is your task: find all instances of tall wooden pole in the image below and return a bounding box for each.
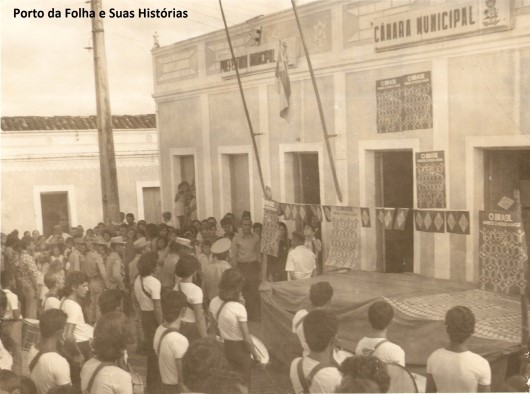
[218,0,266,196]
[290,0,343,203]
[91,0,120,222]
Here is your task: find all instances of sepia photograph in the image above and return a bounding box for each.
[1,0,530,393]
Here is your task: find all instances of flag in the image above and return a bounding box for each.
[276,40,291,119]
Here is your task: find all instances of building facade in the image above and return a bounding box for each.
[1,115,160,235]
[153,0,530,283]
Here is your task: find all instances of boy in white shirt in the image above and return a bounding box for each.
[42,271,64,311]
[426,306,491,393]
[28,309,71,394]
[292,281,333,357]
[153,290,190,393]
[1,270,22,374]
[285,232,316,280]
[355,300,405,366]
[290,309,342,394]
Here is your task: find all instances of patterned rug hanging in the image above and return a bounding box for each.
[261,201,280,257]
[325,206,361,270]
[479,210,528,295]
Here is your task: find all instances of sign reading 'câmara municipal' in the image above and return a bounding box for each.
[373,0,513,51]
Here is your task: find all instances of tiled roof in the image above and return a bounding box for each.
[1,114,156,131]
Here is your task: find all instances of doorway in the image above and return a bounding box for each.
[376,151,414,273]
[173,154,197,223]
[484,149,530,251]
[228,154,251,225]
[41,192,69,236]
[142,187,161,224]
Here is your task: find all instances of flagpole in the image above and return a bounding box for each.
[218,0,266,196]
[290,0,343,203]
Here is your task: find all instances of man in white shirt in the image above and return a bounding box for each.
[154,290,189,393]
[285,232,316,281]
[426,306,491,393]
[355,300,405,366]
[28,309,71,394]
[290,309,342,394]
[292,281,334,357]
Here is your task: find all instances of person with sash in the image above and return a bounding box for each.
[355,300,405,366]
[60,271,93,390]
[289,309,342,394]
[209,268,261,389]
[153,290,189,394]
[80,312,133,394]
[133,251,162,392]
[173,254,208,343]
[292,282,334,357]
[28,309,71,394]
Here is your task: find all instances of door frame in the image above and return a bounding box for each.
[136,180,161,221]
[218,145,255,221]
[169,147,200,220]
[359,139,420,272]
[279,143,325,204]
[33,185,77,233]
[466,135,530,283]
[375,150,415,273]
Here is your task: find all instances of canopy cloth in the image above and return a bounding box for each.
[260,271,522,390]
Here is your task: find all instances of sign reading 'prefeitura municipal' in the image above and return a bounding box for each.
[373,0,513,51]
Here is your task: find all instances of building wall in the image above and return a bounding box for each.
[1,129,159,233]
[153,0,530,283]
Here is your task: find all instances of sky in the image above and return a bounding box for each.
[1,0,312,116]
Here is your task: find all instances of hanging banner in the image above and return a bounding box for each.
[393,208,410,231]
[445,211,470,234]
[376,76,403,134]
[416,150,446,209]
[479,210,528,295]
[402,72,433,131]
[361,207,371,228]
[376,72,433,133]
[414,210,445,233]
[261,201,280,257]
[325,206,361,270]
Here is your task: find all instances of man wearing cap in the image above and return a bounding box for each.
[231,217,262,321]
[106,237,127,293]
[67,237,86,273]
[202,237,232,305]
[84,240,109,324]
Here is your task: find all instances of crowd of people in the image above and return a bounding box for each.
[0,210,527,393]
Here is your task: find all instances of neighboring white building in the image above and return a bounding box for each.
[1,115,160,235]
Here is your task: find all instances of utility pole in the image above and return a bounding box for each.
[91,0,120,223]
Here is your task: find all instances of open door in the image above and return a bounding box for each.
[376,151,414,273]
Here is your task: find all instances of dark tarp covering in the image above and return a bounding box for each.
[260,271,520,389]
